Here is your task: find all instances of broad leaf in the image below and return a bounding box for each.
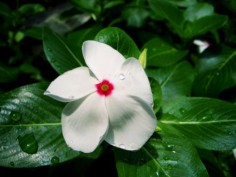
[182,14,228,39]
[147,61,195,105]
[165,0,197,7]
[0,83,80,167]
[143,37,188,67]
[115,123,208,177]
[148,0,184,35]
[193,47,236,97]
[95,27,140,58]
[43,28,84,74]
[161,97,236,151]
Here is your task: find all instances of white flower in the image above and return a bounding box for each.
[193,39,210,53]
[44,40,157,153]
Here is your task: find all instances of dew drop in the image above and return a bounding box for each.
[172,151,176,154]
[166,144,174,150]
[9,161,14,166]
[18,133,38,154]
[47,48,52,52]
[119,74,125,80]
[215,72,220,76]
[179,108,187,115]
[51,156,60,164]
[10,111,21,122]
[202,114,212,120]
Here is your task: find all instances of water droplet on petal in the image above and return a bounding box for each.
[51,156,60,164]
[18,133,38,154]
[119,74,125,80]
[10,111,21,122]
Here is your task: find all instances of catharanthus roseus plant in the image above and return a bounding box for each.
[44,40,157,153]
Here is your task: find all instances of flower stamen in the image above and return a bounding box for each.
[96,80,114,96]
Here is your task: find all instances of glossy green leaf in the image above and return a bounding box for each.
[161,97,236,151]
[71,0,101,16]
[182,14,228,38]
[95,27,140,58]
[0,83,80,167]
[193,47,236,97]
[148,0,184,34]
[147,61,195,105]
[143,37,188,67]
[115,123,208,177]
[184,3,214,22]
[17,3,45,15]
[43,27,84,74]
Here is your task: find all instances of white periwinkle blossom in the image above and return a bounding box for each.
[44,40,157,153]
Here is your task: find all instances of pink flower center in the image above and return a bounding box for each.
[96,80,114,96]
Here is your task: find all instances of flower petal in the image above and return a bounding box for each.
[44,67,98,102]
[62,93,108,153]
[82,40,125,80]
[105,93,157,150]
[112,58,153,106]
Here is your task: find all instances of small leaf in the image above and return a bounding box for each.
[143,37,188,67]
[114,124,208,177]
[0,83,80,167]
[193,47,236,97]
[95,27,140,58]
[161,97,236,151]
[43,27,84,74]
[122,7,149,28]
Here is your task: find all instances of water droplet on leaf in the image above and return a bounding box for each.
[172,151,176,154]
[51,156,60,164]
[18,133,38,154]
[9,161,14,166]
[10,111,21,122]
[179,108,187,115]
[119,74,125,80]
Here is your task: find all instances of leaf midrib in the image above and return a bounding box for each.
[0,122,61,128]
[160,119,236,125]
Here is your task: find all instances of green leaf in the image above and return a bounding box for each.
[71,0,101,17]
[149,78,162,113]
[122,7,149,28]
[43,27,84,74]
[161,97,236,151]
[193,47,236,97]
[95,27,140,58]
[184,3,214,22]
[143,37,188,67]
[164,0,197,7]
[0,83,80,167]
[182,14,228,38]
[148,0,184,35]
[115,124,208,177]
[147,61,195,105]
[23,27,42,40]
[18,3,45,16]
[0,2,11,17]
